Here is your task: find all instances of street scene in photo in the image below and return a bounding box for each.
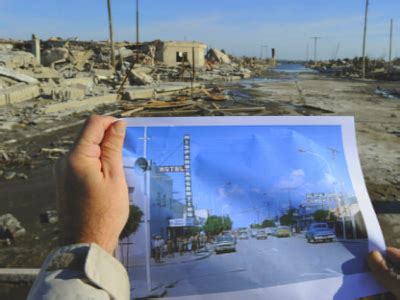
[121,117,383,299]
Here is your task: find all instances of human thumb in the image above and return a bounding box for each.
[100,120,126,178]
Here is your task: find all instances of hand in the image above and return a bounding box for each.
[57,115,128,254]
[368,247,400,299]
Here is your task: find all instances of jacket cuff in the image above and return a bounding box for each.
[42,243,129,299]
[84,243,130,299]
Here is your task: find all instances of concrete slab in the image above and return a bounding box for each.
[42,94,117,114]
[0,268,39,283]
[0,66,39,84]
[0,83,40,106]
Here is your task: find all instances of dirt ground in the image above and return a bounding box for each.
[0,71,399,298]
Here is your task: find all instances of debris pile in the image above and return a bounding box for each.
[306,57,400,80]
[0,214,26,245]
[0,36,279,181]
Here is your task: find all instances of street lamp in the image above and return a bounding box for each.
[138,127,152,292]
[298,148,347,239]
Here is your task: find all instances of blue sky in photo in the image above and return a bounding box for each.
[123,125,356,228]
[0,0,399,59]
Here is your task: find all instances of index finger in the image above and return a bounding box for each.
[76,115,117,147]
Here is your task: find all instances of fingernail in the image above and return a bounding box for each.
[371,251,384,261]
[114,121,126,134]
[369,251,388,271]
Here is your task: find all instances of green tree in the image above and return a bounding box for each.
[261,219,275,228]
[120,205,143,240]
[222,216,233,231]
[280,208,296,226]
[187,226,202,237]
[250,223,262,229]
[203,215,233,236]
[313,209,337,222]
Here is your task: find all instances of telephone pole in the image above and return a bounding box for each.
[361,0,369,78]
[389,18,393,67]
[136,0,140,63]
[107,0,116,69]
[311,37,321,61]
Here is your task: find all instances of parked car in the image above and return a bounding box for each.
[215,235,236,254]
[305,222,336,243]
[256,230,268,240]
[264,227,274,235]
[239,232,249,240]
[275,226,291,238]
[270,227,278,236]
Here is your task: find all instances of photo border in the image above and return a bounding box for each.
[123,116,386,299]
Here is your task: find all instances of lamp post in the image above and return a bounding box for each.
[298,148,346,239]
[139,128,152,292]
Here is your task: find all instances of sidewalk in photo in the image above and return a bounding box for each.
[337,238,368,244]
[130,280,167,300]
[131,246,214,268]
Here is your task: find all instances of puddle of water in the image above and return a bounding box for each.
[374,88,400,99]
[273,63,316,74]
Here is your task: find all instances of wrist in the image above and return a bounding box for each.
[77,233,118,255]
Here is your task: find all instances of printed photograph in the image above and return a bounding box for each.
[121,122,369,299]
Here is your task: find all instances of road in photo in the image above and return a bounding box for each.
[130,235,367,297]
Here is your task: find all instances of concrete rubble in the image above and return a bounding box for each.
[0,214,26,244]
[306,57,400,80]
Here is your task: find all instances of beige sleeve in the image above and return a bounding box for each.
[27,243,130,300]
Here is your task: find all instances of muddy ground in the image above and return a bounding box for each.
[0,70,399,298]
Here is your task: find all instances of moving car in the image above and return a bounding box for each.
[275,226,291,238]
[215,234,236,254]
[256,230,268,240]
[305,222,336,243]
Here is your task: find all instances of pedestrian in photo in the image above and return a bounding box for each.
[160,236,165,258]
[178,237,184,256]
[195,235,200,253]
[188,236,193,254]
[151,235,156,259]
[167,238,174,258]
[183,237,188,254]
[154,236,163,263]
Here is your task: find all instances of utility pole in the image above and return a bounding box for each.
[311,37,321,61]
[107,0,116,69]
[333,42,341,60]
[361,0,369,78]
[259,44,268,60]
[389,18,393,68]
[136,0,140,64]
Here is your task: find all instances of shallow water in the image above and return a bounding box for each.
[273,63,315,73]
